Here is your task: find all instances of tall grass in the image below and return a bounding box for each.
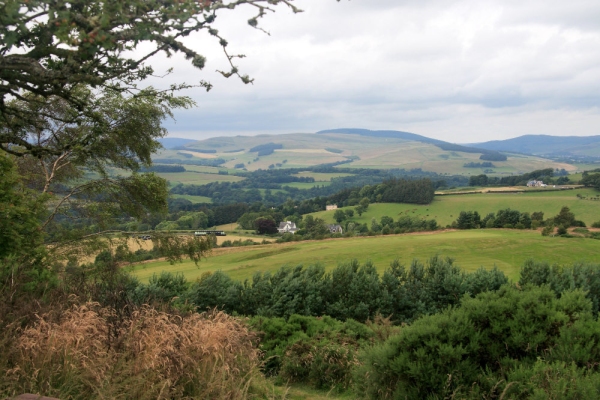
[1,303,273,399]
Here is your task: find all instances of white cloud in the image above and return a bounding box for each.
[147,0,600,142]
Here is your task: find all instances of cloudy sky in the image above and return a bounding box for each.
[147,0,600,143]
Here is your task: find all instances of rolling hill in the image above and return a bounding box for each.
[155,131,576,176]
[471,135,600,157]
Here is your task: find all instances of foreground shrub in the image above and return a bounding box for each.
[2,303,268,400]
[250,314,399,392]
[354,285,599,399]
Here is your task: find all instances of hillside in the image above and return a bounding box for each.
[471,135,600,157]
[157,137,198,149]
[155,131,575,176]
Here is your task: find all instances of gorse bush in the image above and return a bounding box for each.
[249,314,399,392]
[1,303,269,400]
[354,285,600,399]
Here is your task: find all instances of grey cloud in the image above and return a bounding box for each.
[144,0,600,142]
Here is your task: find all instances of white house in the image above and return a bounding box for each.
[526,180,546,187]
[326,204,338,211]
[327,224,343,234]
[277,221,298,234]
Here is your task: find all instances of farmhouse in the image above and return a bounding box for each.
[526,180,547,187]
[327,224,343,234]
[278,221,298,234]
[326,204,338,211]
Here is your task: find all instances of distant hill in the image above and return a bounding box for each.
[471,135,600,157]
[317,128,506,159]
[158,138,197,149]
[150,131,574,176]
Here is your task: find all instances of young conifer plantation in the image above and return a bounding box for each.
[2,1,600,399]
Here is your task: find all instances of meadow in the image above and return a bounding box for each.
[170,194,212,203]
[131,229,600,284]
[313,188,600,227]
[294,171,355,181]
[156,171,245,185]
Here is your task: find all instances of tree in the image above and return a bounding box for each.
[333,209,347,223]
[0,0,310,155]
[256,217,278,235]
[303,215,329,237]
[355,197,370,216]
[581,172,600,190]
[469,174,488,186]
[554,206,576,227]
[455,211,481,229]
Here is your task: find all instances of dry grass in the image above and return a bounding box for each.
[2,303,275,399]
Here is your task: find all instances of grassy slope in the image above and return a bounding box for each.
[132,230,600,284]
[156,171,245,185]
[170,194,212,203]
[169,132,576,175]
[312,188,600,227]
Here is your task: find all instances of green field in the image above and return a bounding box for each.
[132,230,600,283]
[170,194,212,203]
[157,171,245,185]
[182,165,222,173]
[313,188,600,227]
[284,181,332,189]
[294,172,355,181]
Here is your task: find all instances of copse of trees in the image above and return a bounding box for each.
[581,169,600,190]
[454,206,586,232]
[463,161,495,168]
[249,143,284,156]
[140,165,186,173]
[468,168,560,187]
[182,257,508,324]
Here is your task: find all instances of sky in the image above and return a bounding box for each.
[145,0,600,144]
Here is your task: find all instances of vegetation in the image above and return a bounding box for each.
[581,169,600,190]
[479,152,507,161]
[0,1,316,398]
[141,165,186,173]
[3,1,600,398]
[250,143,284,156]
[2,305,268,399]
[463,161,495,168]
[355,284,600,398]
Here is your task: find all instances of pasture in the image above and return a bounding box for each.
[313,188,600,227]
[131,230,600,283]
[156,171,245,185]
[170,194,212,203]
[294,172,355,181]
[284,181,332,189]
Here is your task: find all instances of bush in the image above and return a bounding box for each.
[542,225,554,236]
[354,285,598,399]
[249,314,396,392]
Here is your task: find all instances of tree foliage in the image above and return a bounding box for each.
[0,0,307,147]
